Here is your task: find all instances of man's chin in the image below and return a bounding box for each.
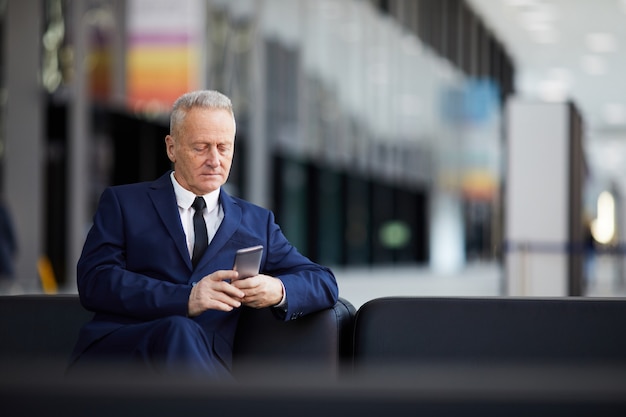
[196,178,223,194]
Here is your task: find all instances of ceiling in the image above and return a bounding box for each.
[466,0,626,185]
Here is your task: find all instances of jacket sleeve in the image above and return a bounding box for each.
[77,187,192,320]
[262,210,339,321]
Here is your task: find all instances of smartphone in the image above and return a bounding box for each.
[233,245,263,279]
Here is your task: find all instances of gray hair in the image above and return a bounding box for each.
[169,90,236,135]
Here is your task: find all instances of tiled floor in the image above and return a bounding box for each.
[334,262,502,309]
[334,258,626,309]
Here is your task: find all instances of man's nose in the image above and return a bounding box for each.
[205,146,219,167]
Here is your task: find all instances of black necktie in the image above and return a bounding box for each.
[191,196,208,268]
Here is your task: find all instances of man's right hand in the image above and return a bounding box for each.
[188,270,245,317]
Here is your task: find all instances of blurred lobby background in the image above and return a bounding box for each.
[0,0,625,306]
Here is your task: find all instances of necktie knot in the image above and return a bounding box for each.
[192,196,206,212]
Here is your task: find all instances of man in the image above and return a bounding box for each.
[69,90,338,379]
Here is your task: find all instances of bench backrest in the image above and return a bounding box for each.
[353,296,626,369]
[0,295,91,360]
[0,294,356,376]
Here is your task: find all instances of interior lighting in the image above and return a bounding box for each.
[603,103,626,125]
[379,221,411,249]
[585,32,617,53]
[503,0,538,7]
[538,78,568,102]
[518,3,557,36]
[591,191,616,245]
[529,27,558,44]
[581,55,607,75]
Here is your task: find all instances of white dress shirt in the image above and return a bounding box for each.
[169,172,287,309]
[170,172,223,259]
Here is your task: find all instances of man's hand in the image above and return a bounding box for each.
[188,270,245,317]
[232,274,284,309]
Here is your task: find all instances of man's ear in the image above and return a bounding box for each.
[165,135,176,162]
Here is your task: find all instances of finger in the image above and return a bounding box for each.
[207,298,240,312]
[201,283,243,307]
[214,279,246,299]
[231,276,259,290]
[208,269,239,282]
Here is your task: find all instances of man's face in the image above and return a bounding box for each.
[165,107,235,195]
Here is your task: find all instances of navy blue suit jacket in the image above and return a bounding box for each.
[72,171,338,368]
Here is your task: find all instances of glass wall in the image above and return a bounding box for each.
[204,0,512,268]
[37,0,514,282]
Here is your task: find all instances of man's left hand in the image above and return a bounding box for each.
[232,274,284,308]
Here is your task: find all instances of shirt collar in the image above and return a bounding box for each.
[170,171,220,212]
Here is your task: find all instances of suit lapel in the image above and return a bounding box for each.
[148,172,192,269]
[196,189,242,268]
